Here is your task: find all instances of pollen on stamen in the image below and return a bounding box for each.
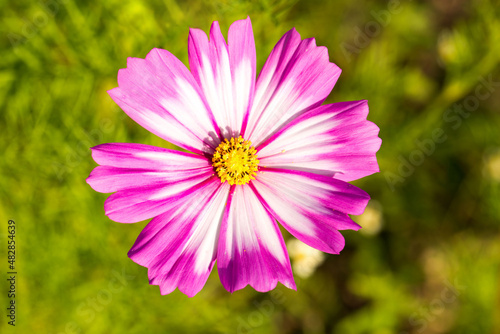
[212,136,259,185]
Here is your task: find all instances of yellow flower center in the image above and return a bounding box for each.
[212,136,259,185]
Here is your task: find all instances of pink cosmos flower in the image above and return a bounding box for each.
[87,17,381,297]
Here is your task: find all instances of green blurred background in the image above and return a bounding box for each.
[1,0,500,333]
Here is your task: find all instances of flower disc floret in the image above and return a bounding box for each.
[212,136,259,185]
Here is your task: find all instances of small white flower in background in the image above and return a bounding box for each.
[287,239,326,279]
[483,149,500,182]
[356,201,383,236]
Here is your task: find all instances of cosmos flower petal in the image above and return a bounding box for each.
[251,169,368,254]
[245,28,342,146]
[108,48,220,154]
[217,185,295,293]
[86,143,215,223]
[128,180,230,297]
[87,165,212,194]
[188,17,255,138]
[88,143,211,170]
[257,100,382,181]
[87,143,212,193]
[101,172,215,223]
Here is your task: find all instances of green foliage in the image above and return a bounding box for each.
[1,0,500,333]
